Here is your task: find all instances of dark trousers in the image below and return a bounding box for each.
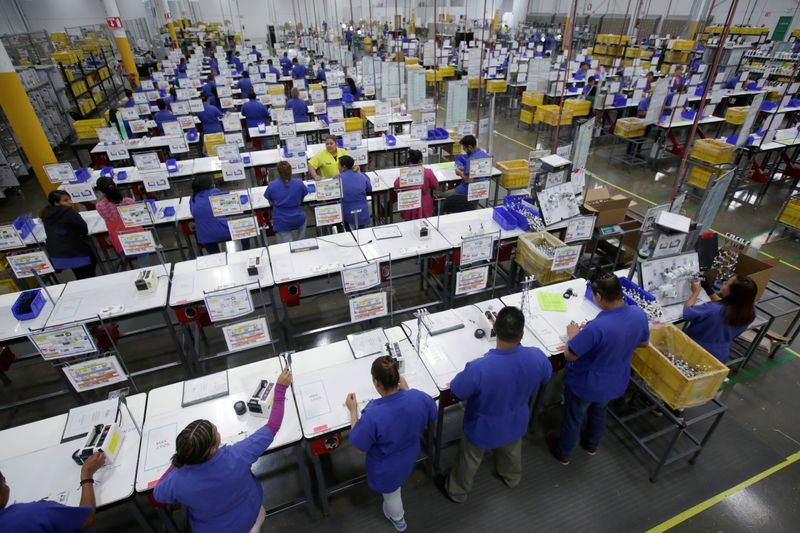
[557,385,609,458]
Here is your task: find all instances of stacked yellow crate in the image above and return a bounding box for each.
[687,166,722,190]
[519,91,543,126]
[564,99,591,117]
[74,119,107,139]
[778,198,800,229]
[670,39,695,51]
[536,105,573,126]
[496,160,530,189]
[725,106,750,125]
[691,139,735,165]
[614,117,646,138]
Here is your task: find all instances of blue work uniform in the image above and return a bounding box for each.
[566,305,650,402]
[124,97,135,108]
[265,178,308,232]
[154,426,275,533]
[267,65,280,79]
[153,109,177,134]
[0,500,90,533]
[279,57,292,75]
[349,389,437,494]
[232,56,243,72]
[292,63,307,79]
[189,188,231,245]
[197,104,224,133]
[316,68,327,82]
[286,97,309,123]
[683,302,750,363]
[450,345,552,449]
[339,168,372,227]
[252,50,263,61]
[202,81,216,98]
[241,99,271,128]
[454,148,490,195]
[237,77,253,97]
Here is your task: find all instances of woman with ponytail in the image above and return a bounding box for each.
[264,161,308,243]
[345,356,437,531]
[95,177,150,268]
[154,368,292,533]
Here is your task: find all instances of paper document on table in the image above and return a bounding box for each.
[537,292,567,312]
[143,422,178,472]
[419,338,457,376]
[422,310,465,335]
[62,398,119,442]
[196,253,227,270]
[527,314,566,353]
[181,371,230,407]
[298,380,332,419]
[347,328,389,359]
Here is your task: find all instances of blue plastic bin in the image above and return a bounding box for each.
[11,289,46,321]
[492,206,517,230]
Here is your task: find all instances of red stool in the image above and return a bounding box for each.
[91,324,121,352]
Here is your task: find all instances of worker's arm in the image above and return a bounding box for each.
[684,281,702,308]
[563,320,584,362]
[345,393,365,454]
[79,452,106,528]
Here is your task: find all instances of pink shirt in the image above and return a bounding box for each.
[95,196,141,254]
[393,167,439,220]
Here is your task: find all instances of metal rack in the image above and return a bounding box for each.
[58,47,122,119]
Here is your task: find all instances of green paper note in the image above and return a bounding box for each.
[537,292,567,312]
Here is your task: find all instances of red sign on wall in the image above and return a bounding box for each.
[106,17,122,29]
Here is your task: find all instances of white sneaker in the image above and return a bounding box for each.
[383,502,407,531]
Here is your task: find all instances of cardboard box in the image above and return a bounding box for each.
[583,187,633,227]
[705,251,775,301]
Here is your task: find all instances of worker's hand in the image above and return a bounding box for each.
[399,376,409,391]
[276,367,292,387]
[81,451,106,478]
[455,167,464,178]
[691,280,702,295]
[345,393,358,412]
[353,164,361,173]
[566,321,581,340]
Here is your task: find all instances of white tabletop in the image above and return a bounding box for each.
[355,219,453,261]
[46,264,172,327]
[427,207,525,247]
[657,115,725,128]
[269,232,367,283]
[0,285,65,342]
[136,357,302,492]
[0,394,146,508]
[170,248,274,306]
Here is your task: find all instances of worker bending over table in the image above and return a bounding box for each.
[0,452,105,532]
[547,274,650,464]
[439,307,552,503]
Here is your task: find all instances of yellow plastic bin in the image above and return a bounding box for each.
[497,160,530,189]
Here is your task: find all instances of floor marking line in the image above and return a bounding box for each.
[646,450,800,532]
[493,130,536,150]
[720,351,798,388]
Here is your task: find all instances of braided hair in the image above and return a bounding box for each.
[171,419,216,468]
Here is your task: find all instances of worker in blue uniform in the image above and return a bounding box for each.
[316,61,328,82]
[123,88,135,107]
[337,155,372,230]
[265,161,308,243]
[202,74,216,98]
[153,99,177,134]
[197,93,224,134]
[241,91,271,129]
[251,45,262,62]
[279,52,292,76]
[438,306,552,503]
[291,57,307,79]
[265,59,280,81]
[446,135,490,197]
[547,273,650,464]
[236,71,254,99]
[286,87,309,123]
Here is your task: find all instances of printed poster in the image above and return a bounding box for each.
[222,317,271,352]
[316,178,341,200]
[467,180,490,202]
[397,189,422,211]
[43,163,75,184]
[29,324,97,360]
[455,266,489,295]
[117,203,152,227]
[209,193,245,216]
[221,161,246,182]
[563,216,596,243]
[8,251,55,278]
[228,216,258,240]
[204,286,254,322]
[118,230,157,256]
[64,182,96,203]
[142,171,170,192]
[132,152,161,172]
[0,224,24,251]
[349,291,388,323]
[469,157,493,178]
[106,145,130,161]
[315,204,343,226]
[341,261,381,293]
[399,166,424,187]
[460,234,494,265]
[64,355,127,392]
[552,245,582,272]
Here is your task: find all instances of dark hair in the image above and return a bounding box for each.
[323,134,337,144]
[407,149,423,164]
[96,176,122,204]
[40,190,70,218]
[339,154,355,169]
[590,273,623,301]
[125,89,133,97]
[292,57,298,63]
[201,92,208,102]
[172,419,216,468]
[720,275,757,327]
[169,86,177,99]
[248,91,257,100]
[242,70,249,78]
[345,77,357,95]
[276,161,292,183]
[494,306,525,342]
[371,355,400,390]
[156,98,167,110]
[579,61,588,68]
[460,135,477,148]
[191,175,214,199]
[267,58,273,65]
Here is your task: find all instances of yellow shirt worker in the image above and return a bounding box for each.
[309,136,349,179]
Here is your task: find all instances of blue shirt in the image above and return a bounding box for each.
[237,77,253,97]
[189,188,231,244]
[197,104,224,133]
[202,81,216,98]
[153,109,176,133]
[252,50,263,61]
[154,426,275,533]
[280,57,292,75]
[241,99,270,128]
[683,302,749,363]
[451,345,552,449]
[292,64,307,79]
[0,500,90,532]
[232,56,243,72]
[566,304,650,402]
[349,388,437,493]
[339,169,372,226]
[265,178,308,231]
[286,98,309,123]
[454,148,490,195]
[317,68,327,82]
[124,97,135,108]
[267,65,280,78]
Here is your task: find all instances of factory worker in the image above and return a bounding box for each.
[241,91,270,129]
[196,93,224,134]
[447,135,490,197]
[286,87,309,123]
[265,161,308,243]
[309,135,349,179]
[236,70,253,98]
[337,155,372,230]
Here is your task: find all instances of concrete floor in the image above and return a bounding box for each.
[1,106,799,532]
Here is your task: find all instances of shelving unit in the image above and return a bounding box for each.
[17,65,73,146]
[0,107,25,199]
[738,49,800,84]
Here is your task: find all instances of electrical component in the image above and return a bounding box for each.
[72,423,124,465]
[247,380,274,417]
[134,269,158,292]
[416,219,430,240]
[247,257,260,276]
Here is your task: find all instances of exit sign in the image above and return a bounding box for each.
[106,17,122,29]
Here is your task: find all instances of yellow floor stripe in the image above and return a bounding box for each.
[647,450,800,532]
[786,347,800,358]
[493,130,537,150]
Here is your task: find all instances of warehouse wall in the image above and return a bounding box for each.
[0,0,150,36]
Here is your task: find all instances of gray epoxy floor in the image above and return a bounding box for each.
[0,106,799,532]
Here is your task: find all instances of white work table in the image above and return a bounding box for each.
[355,219,453,261]
[0,285,65,343]
[170,249,274,306]
[657,115,725,129]
[45,264,172,327]
[136,357,302,492]
[0,394,146,508]
[247,119,329,139]
[427,207,525,247]
[269,232,367,284]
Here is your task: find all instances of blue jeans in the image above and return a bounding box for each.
[557,386,608,458]
[275,220,307,243]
